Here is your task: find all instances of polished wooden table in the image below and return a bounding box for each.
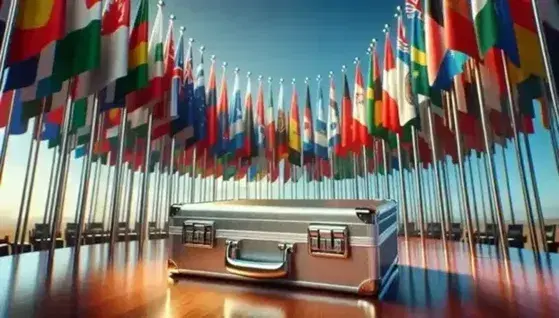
[0,239,557,317]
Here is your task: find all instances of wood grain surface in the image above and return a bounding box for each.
[0,238,557,317]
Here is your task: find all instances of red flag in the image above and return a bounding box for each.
[340,72,353,155]
[443,0,480,60]
[381,32,400,133]
[8,0,65,65]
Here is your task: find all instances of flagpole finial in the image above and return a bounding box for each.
[234,67,240,74]
[367,47,372,55]
[258,75,263,82]
[189,38,194,44]
[247,71,252,78]
[372,38,377,44]
[180,26,186,33]
[280,78,284,84]
[354,57,359,64]
[396,5,402,14]
[305,77,309,84]
[268,77,272,83]
[342,65,346,72]
[292,78,296,85]
[316,75,322,82]
[170,14,176,21]
[157,1,164,7]
[222,62,227,69]
[200,46,205,54]
[210,54,216,62]
[328,71,333,79]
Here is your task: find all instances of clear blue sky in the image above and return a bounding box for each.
[1,0,558,233]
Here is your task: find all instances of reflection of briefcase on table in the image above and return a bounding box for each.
[167,199,399,297]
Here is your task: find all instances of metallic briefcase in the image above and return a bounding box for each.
[167,199,399,297]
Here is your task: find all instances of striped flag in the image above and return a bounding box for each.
[229,69,244,157]
[302,82,314,164]
[315,80,328,160]
[328,76,341,156]
[382,29,401,134]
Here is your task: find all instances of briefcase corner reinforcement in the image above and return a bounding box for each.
[167,199,399,298]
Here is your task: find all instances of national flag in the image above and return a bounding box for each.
[539,0,559,96]
[508,0,545,79]
[255,78,266,159]
[443,0,480,60]
[425,0,469,90]
[340,71,353,155]
[205,57,218,153]
[315,80,328,161]
[112,0,149,102]
[125,2,164,112]
[396,14,418,134]
[76,0,131,100]
[52,0,103,84]
[193,50,207,151]
[493,0,520,66]
[382,30,400,134]
[302,81,314,164]
[471,0,499,56]
[287,81,301,166]
[170,26,185,127]
[229,69,244,156]
[265,78,276,162]
[328,76,341,156]
[242,74,257,159]
[7,0,65,65]
[352,59,370,149]
[172,37,196,148]
[276,79,288,160]
[0,90,28,135]
[406,0,443,108]
[216,65,229,158]
[150,16,176,141]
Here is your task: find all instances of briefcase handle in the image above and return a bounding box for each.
[224,240,294,279]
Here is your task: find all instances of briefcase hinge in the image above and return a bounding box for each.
[183,220,215,248]
[307,224,349,258]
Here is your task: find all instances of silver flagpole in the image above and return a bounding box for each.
[212,155,217,201]
[374,139,380,198]
[13,111,43,253]
[528,0,559,121]
[101,153,113,230]
[88,114,104,224]
[167,137,176,209]
[396,133,410,239]
[500,53,541,252]
[449,84,475,255]
[48,79,77,258]
[125,156,136,241]
[182,150,187,202]
[522,132,548,252]
[43,147,59,225]
[153,162,163,225]
[476,154,489,233]
[382,140,390,198]
[108,108,128,248]
[0,91,18,184]
[200,149,207,202]
[467,153,481,242]
[0,0,20,183]
[138,108,154,250]
[411,129,425,240]
[426,103,449,248]
[73,155,88,224]
[501,145,515,224]
[473,62,509,259]
[189,148,197,203]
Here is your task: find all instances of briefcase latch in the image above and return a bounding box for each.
[183,220,215,248]
[307,224,349,258]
